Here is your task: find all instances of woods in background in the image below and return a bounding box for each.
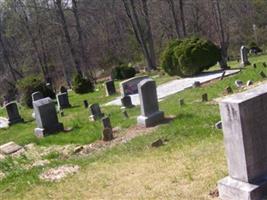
[0,0,266,97]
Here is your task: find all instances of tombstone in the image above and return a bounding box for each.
[202,93,208,102]
[33,97,64,138]
[225,86,233,94]
[102,117,112,129]
[122,110,129,119]
[105,80,116,96]
[102,128,113,141]
[56,93,71,109]
[89,103,104,121]
[32,92,43,102]
[220,71,226,80]
[121,95,134,108]
[247,80,253,86]
[137,79,164,127]
[253,63,257,68]
[60,86,68,94]
[218,83,267,200]
[215,121,222,129]
[235,80,243,88]
[240,46,250,67]
[263,62,267,68]
[192,81,201,88]
[260,71,266,78]
[5,102,24,125]
[120,76,149,96]
[83,100,89,108]
[179,98,184,106]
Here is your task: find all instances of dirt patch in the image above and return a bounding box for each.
[39,165,80,182]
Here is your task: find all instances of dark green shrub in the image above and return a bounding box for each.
[72,74,94,94]
[111,64,136,80]
[248,42,262,54]
[17,75,55,108]
[160,37,221,77]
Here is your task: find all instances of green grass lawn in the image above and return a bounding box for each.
[1,54,267,199]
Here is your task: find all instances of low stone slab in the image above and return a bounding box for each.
[0,141,22,155]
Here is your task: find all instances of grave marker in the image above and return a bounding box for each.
[240,46,250,67]
[105,80,116,96]
[56,93,71,109]
[121,95,134,108]
[89,103,104,121]
[102,117,112,129]
[5,102,24,125]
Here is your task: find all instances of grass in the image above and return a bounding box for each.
[0,54,267,199]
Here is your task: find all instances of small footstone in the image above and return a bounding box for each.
[0,141,22,155]
[83,100,89,109]
[253,63,257,68]
[202,93,208,102]
[247,80,253,86]
[260,71,266,78]
[263,62,267,67]
[192,81,201,88]
[235,80,243,88]
[215,121,222,129]
[179,99,184,106]
[102,128,113,141]
[151,139,164,148]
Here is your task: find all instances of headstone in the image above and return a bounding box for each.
[105,80,116,96]
[89,103,104,121]
[120,76,149,96]
[225,86,233,94]
[220,71,226,80]
[102,117,112,129]
[192,81,201,88]
[235,80,243,88]
[218,84,267,200]
[33,97,64,137]
[83,100,89,108]
[102,128,113,141]
[122,110,129,119]
[202,93,208,102]
[60,86,68,94]
[56,93,71,109]
[240,46,250,67]
[247,80,253,86]
[5,102,24,125]
[260,71,266,78]
[263,62,267,68]
[0,142,22,155]
[179,99,184,106]
[137,79,164,127]
[121,95,134,108]
[151,139,164,148]
[253,63,257,68]
[215,121,222,129]
[32,92,43,102]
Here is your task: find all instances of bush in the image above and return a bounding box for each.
[17,75,55,108]
[111,64,136,80]
[248,42,262,54]
[160,37,221,77]
[72,74,94,94]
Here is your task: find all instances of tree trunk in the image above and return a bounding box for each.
[167,0,181,38]
[178,0,186,37]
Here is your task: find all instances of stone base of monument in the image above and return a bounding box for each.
[34,123,64,138]
[8,117,24,125]
[137,111,164,128]
[218,176,267,200]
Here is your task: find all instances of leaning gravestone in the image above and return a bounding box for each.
[120,76,149,96]
[105,80,116,96]
[137,79,164,127]
[121,95,134,108]
[218,83,267,200]
[89,103,104,121]
[32,92,43,102]
[56,93,71,109]
[33,97,64,137]
[5,102,24,125]
[240,46,250,67]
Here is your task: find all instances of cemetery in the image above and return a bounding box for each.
[0,1,267,199]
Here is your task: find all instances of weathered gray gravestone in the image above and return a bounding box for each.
[33,97,64,138]
[121,95,134,108]
[240,46,250,67]
[5,102,24,125]
[218,84,267,200]
[56,93,71,109]
[89,103,104,121]
[102,117,112,129]
[32,92,43,102]
[137,79,164,127]
[105,80,116,96]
